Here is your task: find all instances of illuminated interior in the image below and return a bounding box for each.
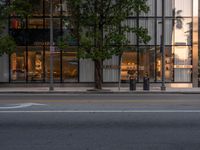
[8,0,198,83]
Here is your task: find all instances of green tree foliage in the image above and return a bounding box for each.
[0,35,16,56]
[63,0,151,89]
[0,0,31,56]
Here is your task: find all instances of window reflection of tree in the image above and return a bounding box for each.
[172,9,184,29]
[44,0,61,16]
[29,0,43,16]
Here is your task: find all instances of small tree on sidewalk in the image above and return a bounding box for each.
[62,0,151,89]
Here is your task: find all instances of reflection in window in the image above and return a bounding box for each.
[11,47,26,81]
[174,18,192,45]
[44,19,61,42]
[45,48,61,81]
[44,19,61,29]
[27,47,44,82]
[28,19,43,29]
[157,0,192,17]
[174,46,192,82]
[62,50,78,82]
[29,0,43,16]
[140,0,155,16]
[10,18,25,29]
[45,0,61,16]
[175,0,192,17]
[139,19,155,45]
[123,19,137,45]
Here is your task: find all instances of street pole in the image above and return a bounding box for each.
[118,54,122,91]
[49,0,54,91]
[161,0,166,91]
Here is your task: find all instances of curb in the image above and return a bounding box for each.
[0,91,200,94]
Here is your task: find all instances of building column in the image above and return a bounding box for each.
[193,0,199,87]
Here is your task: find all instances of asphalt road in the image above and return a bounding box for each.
[1,94,200,150]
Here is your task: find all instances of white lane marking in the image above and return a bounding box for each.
[0,110,200,113]
[0,103,46,110]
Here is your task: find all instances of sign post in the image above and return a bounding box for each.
[161,0,166,91]
[49,0,54,91]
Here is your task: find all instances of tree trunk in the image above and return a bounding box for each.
[94,59,102,89]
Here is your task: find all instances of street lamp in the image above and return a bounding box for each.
[161,0,166,91]
[49,0,54,91]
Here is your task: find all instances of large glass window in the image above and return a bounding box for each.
[27,46,44,82]
[121,49,137,82]
[157,0,192,17]
[44,19,61,42]
[8,0,196,84]
[123,19,137,45]
[10,17,27,45]
[174,46,192,82]
[62,48,78,82]
[10,47,26,82]
[140,0,155,17]
[157,0,174,17]
[28,19,43,29]
[10,17,25,29]
[45,47,61,82]
[139,46,155,81]
[175,0,192,17]
[29,0,43,16]
[45,0,61,16]
[27,19,44,45]
[156,19,174,45]
[156,46,173,82]
[139,19,155,45]
[174,18,192,46]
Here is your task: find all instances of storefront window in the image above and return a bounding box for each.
[174,46,192,82]
[29,0,43,16]
[27,46,44,82]
[140,0,155,17]
[45,0,61,16]
[10,47,26,82]
[139,19,155,45]
[121,49,137,82]
[175,0,192,17]
[45,47,61,81]
[62,49,78,82]
[7,0,196,84]
[28,19,43,29]
[139,46,155,82]
[156,46,173,82]
[44,19,61,42]
[174,18,192,46]
[10,18,25,29]
[27,19,44,45]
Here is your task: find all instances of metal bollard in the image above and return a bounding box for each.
[143,77,150,90]
[130,78,136,91]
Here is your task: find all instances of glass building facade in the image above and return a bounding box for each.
[0,0,199,86]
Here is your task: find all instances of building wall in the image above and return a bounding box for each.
[192,0,199,87]
[6,0,199,85]
[79,59,94,82]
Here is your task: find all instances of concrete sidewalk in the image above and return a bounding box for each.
[0,86,200,94]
